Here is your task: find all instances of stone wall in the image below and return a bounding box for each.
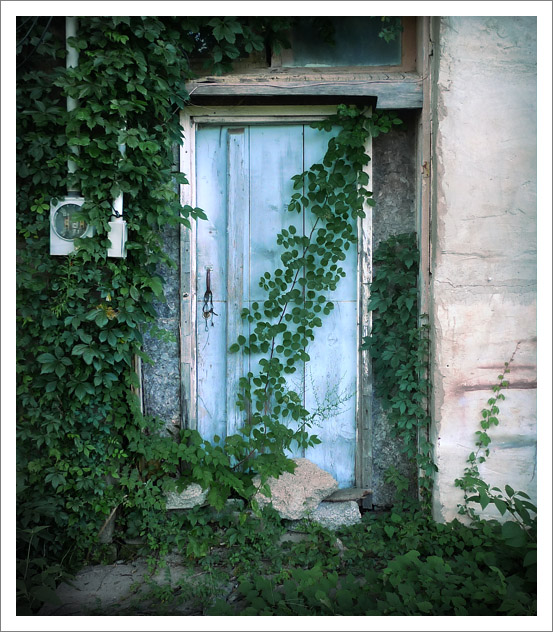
[429,17,537,521]
[371,111,418,507]
[141,223,182,434]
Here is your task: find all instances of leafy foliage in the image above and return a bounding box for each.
[62,503,532,616]
[204,506,535,616]
[16,16,404,614]
[361,233,436,504]
[453,347,537,583]
[455,348,523,516]
[377,17,404,43]
[16,16,537,618]
[16,15,303,613]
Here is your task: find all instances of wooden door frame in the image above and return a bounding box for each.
[179,105,373,488]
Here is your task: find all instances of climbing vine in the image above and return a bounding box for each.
[224,106,404,486]
[455,346,537,533]
[452,347,537,584]
[361,233,436,505]
[14,16,538,617]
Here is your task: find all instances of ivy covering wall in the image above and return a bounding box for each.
[16,14,407,601]
[16,16,304,609]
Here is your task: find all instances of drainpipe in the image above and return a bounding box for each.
[66,16,79,194]
[113,135,126,219]
[65,16,126,257]
[107,135,128,258]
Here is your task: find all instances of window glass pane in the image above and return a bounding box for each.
[284,17,401,67]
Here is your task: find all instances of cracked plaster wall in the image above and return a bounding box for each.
[430,17,537,522]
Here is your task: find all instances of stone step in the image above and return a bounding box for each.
[324,487,372,502]
[311,501,361,530]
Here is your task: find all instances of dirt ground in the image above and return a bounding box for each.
[38,552,239,616]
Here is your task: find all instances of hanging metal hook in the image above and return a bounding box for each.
[202,268,218,331]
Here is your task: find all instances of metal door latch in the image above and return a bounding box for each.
[202,268,218,330]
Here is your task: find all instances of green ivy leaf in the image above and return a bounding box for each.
[417,601,433,614]
[501,521,527,547]
[148,277,164,297]
[523,548,537,567]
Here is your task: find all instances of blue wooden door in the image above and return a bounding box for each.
[195,123,358,486]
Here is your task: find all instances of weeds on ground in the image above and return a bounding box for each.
[206,503,536,616]
[108,499,535,616]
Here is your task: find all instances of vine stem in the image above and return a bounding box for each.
[231,154,351,471]
[265,216,322,378]
[472,343,519,466]
[229,116,379,474]
[232,132,371,471]
[97,496,127,539]
[232,215,323,471]
[458,342,520,514]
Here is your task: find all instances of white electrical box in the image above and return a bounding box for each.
[50,196,94,255]
[107,220,128,258]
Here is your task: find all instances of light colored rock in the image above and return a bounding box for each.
[165,483,208,510]
[278,532,310,545]
[309,500,361,530]
[253,458,339,520]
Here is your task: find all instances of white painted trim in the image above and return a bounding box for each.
[356,127,373,489]
[184,105,340,119]
[193,116,334,126]
[180,110,197,429]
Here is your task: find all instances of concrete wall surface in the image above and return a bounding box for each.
[430,17,537,522]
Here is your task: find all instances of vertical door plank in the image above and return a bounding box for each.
[226,128,250,437]
[196,302,228,441]
[196,127,229,302]
[304,302,357,486]
[195,126,229,441]
[303,124,358,487]
[248,125,304,301]
[249,125,305,457]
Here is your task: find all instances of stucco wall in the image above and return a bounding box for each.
[430,17,537,522]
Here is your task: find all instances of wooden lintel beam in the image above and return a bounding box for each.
[186,76,423,109]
